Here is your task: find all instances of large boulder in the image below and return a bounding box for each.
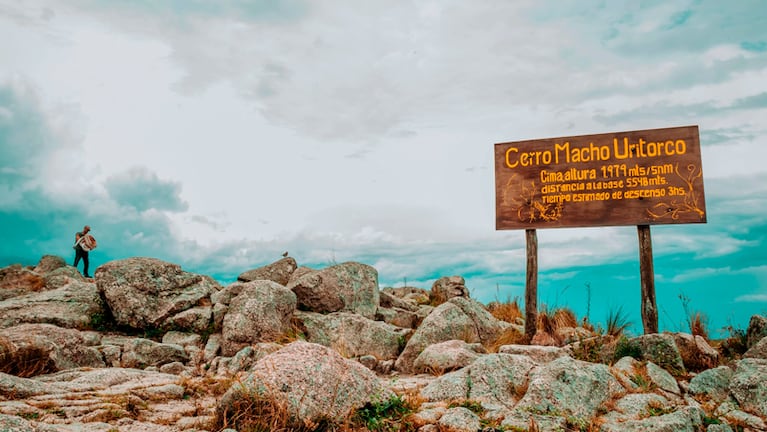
[1,324,104,375]
[217,341,394,428]
[420,353,537,407]
[631,333,686,376]
[295,311,409,360]
[688,365,734,403]
[430,275,469,305]
[221,280,297,356]
[0,280,106,329]
[729,358,767,418]
[33,255,67,274]
[412,340,484,374]
[746,315,767,349]
[599,405,704,432]
[672,332,719,371]
[510,356,623,425]
[395,297,508,373]
[0,264,46,301]
[121,338,189,369]
[379,289,420,312]
[744,335,767,359]
[287,262,379,319]
[95,257,220,330]
[237,257,297,285]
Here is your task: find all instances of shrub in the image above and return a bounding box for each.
[605,306,632,337]
[719,324,748,360]
[353,395,415,432]
[612,336,642,362]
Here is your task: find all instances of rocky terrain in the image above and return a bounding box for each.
[1,255,766,432]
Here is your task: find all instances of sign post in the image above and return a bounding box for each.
[525,228,538,342]
[495,125,706,335]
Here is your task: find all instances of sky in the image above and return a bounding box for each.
[1,0,765,337]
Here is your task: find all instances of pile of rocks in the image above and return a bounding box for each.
[0,255,765,431]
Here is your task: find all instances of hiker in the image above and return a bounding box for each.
[73,225,97,278]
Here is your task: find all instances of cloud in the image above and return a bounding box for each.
[104,167,188,212]
[0,83,52,185]
[735,294,767,303]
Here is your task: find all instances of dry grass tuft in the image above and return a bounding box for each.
[553,308,578,329]
[276,316,307,344]
[215,389,304,432]
[487,298,523,323]
[488,327,526,353]
[532,308,563,346]
[179,375,235,399]
[0,336,55,378]
[689,312,709,340]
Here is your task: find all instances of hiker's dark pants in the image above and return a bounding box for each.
[74,248,89,277]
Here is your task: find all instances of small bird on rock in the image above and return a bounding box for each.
[282,251,289,257]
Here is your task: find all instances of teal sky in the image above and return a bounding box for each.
[1,1,765,337]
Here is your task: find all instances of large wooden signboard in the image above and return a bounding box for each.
[495,125,706,230]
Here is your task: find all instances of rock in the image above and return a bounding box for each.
[513,356,623,424]
[42,265,88,290]
[688,365,734,403]
[746,315,767,349]
[673,332,719,371]
[382,286,431,305]
[121,338,189,369]
[0,413,37,431]
[611,356,642,390]
[287,262,379,319]
[430,276,469,305]
[33,255,67,274]
[288,266,314,284]
[203,334,221,362]
[0,280,105,329]
[743,335,767,359]
[437,406,481,432]
[221,280,297,356]
[599,406,704,432]
[729,358,767,418]
[0,264,46,301]
[375,306,419,328]
[237,257,297,285]
[421,354,537,406]
[0,371,60,398]
[647,361,681,395]
[379,290,419,312]
[413,340,484,374]
[295,311,409,360]
[395,297,507,373]
[500,412,567,431]
[632,333,686,376]
[600,393,670,422]
[95,257,220,331]
[217,341,394,427]
[162,331,202,348]
[166,306,212,333]
[498,344,571,363]
[1,324,105,374]
[159,361,186,375]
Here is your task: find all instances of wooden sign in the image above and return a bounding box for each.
[495,125,706,230]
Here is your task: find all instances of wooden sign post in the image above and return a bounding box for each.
[495,126,706,335]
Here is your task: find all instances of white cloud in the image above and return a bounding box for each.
[735,294,767,303]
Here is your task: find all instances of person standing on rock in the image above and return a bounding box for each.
[73,225,97,278]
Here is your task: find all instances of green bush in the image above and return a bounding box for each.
[612,336,642,362]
